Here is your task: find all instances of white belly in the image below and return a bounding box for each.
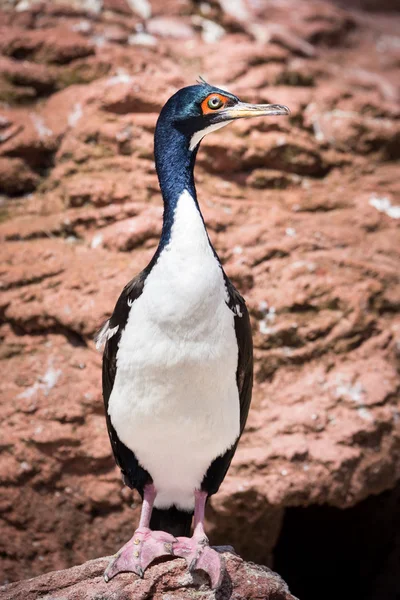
[108,190,240,510]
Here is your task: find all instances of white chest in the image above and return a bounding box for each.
[108,191,240,510]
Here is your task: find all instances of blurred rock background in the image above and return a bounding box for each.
[0,0,399,598]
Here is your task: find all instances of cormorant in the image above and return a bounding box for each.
[97,80,289,588]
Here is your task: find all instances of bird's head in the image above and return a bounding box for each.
[156,78,290,152]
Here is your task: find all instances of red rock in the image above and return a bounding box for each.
[103,0,134,14]
[247,168,300,189]
[95,208,162,251]
[101,81,162,114]
[199,129,327,176]
[304,103,400,158]
[251,23,318,57]
[0,108,59,170]
[0,552,297,600]
[202,41,288,84]
[0,56,56,96]
[147,17,195,39]
[220,0,355,51]
[0,26,95,65]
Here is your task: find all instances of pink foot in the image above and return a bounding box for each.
[104,527,176,581]
[172,534,224,589]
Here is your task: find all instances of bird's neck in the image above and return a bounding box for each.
[154,123,203,248]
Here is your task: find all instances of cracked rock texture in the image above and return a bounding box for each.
[0,0,399,587]
[0,552,298,600]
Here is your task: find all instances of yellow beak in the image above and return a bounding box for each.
[221,102,290,120]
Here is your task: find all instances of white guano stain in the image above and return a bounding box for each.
[30,114,52,139]
[335,379,364,403]
[128,32,157,46]
[259,304,276,334]
[17,359,62,399]
[91,233,103,249]
[68,103,83,128]
[126,0,151,19]
[369,194,400,219]
[105,69,133,87]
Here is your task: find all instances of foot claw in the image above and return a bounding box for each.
[137,566,144,579]
[195,545,224,589]
[173,536,224,589]
[104,528,176,582]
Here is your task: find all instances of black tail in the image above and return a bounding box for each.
[150,506,193,537]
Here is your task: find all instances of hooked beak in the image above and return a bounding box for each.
[219,101,290,121]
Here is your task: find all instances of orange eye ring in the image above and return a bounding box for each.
[201,93,229,115]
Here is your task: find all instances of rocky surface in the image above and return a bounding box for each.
[0,551,297,600]
[0,0,399,589]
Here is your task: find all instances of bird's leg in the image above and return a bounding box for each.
[172,490,224,589]
[104,483,176,582]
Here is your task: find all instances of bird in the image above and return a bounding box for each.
[96,79,289,589]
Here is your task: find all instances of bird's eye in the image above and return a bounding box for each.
[207,95,224,110]
[201,93,229,115]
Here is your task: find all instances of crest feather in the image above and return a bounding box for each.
[197,75,209,86]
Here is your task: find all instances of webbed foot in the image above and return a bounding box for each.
[104,527,176,581]
[172,533,224,589]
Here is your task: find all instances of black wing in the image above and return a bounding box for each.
[201,274,253,496]
[98,269,152,496]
